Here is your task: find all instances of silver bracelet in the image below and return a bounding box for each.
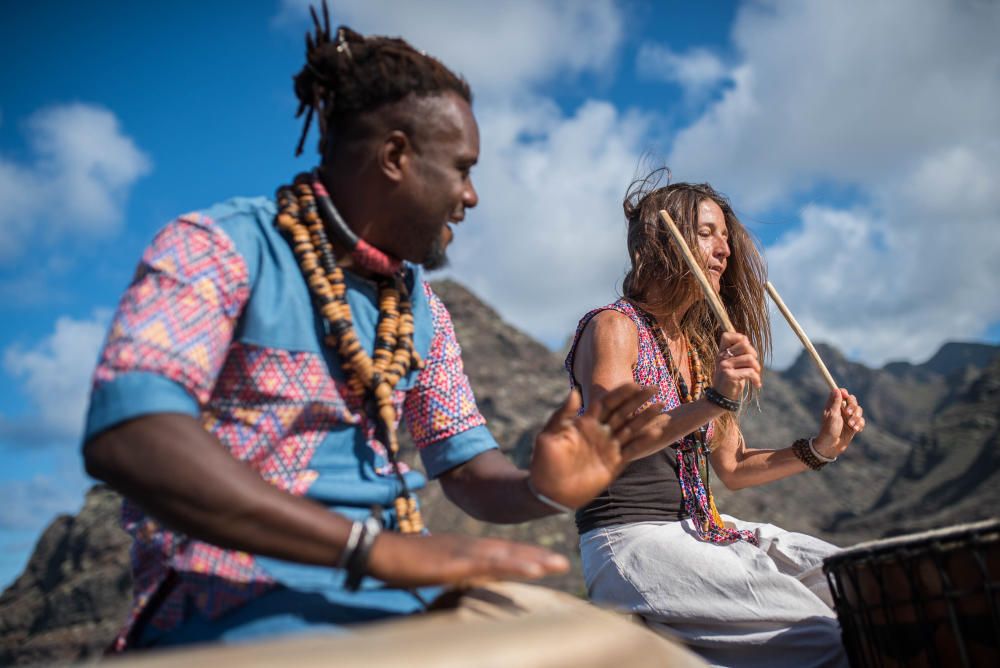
[808,437,838,464]
[336,519,364,569]
[344,515,382,592]
[527,477,574,514]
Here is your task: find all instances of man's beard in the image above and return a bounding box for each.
[421,235,450,271]
[420,226,453,271]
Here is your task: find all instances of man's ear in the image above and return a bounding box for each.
[378,130,412,183]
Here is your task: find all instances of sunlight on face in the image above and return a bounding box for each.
[695,199,730,292]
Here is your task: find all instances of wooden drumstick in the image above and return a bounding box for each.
[765,281,839,392]
[658,209,735,333]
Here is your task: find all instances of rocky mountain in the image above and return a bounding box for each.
[0,486,131,666]
[2,280,998,665]
[725,340,1000,545]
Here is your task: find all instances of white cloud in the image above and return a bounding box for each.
[271,1,998,368]
[656,0,1000,366]
[666,0,1000,212]
[3,311,111,441]
[0,104,151,261]
[447,98,651,347]
[274,0,622,99]
[636,43,729,99]
[765,182,1000,369]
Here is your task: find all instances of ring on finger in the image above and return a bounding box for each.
[721,347,734,360]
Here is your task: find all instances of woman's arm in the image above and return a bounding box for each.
[573,310,739,462]
[710,388,866,490]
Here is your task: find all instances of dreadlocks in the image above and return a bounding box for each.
[275,3,477,535]
[293,2,472,157]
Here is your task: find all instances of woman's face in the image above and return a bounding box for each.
[695,199,730,292]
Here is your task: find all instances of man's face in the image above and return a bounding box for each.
[401,92,480,269]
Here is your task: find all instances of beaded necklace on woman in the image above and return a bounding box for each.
[647,313,757,546]
[274,170,425,534]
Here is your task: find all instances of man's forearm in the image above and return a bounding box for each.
[438,449,559,524]
[84,413,353,566]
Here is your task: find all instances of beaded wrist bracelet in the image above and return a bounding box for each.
[792,437,834,470]
[704,386,741,412]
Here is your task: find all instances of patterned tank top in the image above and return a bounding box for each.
[566,299,693,534]
[566,299,755,545]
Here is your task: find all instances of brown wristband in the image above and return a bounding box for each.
[792,438,828,470]
[704,386,741,412]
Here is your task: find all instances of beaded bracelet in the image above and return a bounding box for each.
[527,477,574,514]
[792,438,833,470]
[343,515,383,591]
[704,386,741,412]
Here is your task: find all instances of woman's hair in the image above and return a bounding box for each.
[622,168,771,438]
[292,4,471,157]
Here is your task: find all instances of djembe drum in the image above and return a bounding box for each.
[823,519,1000,667]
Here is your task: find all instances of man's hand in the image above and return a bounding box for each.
[529,384,660,509]
[367,532,569,588]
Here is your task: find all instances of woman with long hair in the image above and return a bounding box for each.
[565,170,865,667]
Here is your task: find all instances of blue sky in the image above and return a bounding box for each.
[1,0,998,588]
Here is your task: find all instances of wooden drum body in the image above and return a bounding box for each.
[823,519,1000,668]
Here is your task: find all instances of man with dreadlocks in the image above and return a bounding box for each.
[82,10,664,652]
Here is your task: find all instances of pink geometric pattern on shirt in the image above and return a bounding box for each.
[116,499,275,645]
[207,343,360,486]
[404,284,487,448]
[98,221,486,648]
[94,214,249,404]
[112,341,355,645]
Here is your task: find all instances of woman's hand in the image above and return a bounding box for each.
[813,388,865,459]
[711,332,762,400]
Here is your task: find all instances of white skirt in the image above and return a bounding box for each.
[580,516,848,668]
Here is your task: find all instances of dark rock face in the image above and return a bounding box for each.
[2,282,998,664]
[722,342,1000,545]
[0,485,131,666]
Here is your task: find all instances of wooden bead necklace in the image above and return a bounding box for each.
[275,172,425,533]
